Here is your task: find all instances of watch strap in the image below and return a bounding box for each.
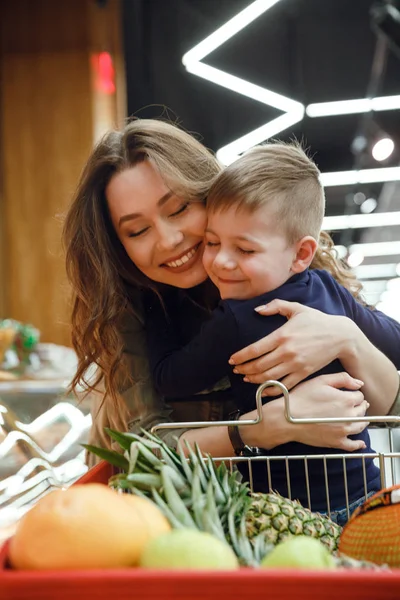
[228,409,246,456]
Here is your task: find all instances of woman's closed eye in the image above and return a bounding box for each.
[128,227,149,238]
[127,203,190,238]
[237,247,255,255]
[206,240,220,247]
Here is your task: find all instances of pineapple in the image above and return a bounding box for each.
[246,493,341,554]
[84,429,341,566]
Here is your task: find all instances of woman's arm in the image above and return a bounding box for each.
[180,372,369,456]
[228,300,399,416]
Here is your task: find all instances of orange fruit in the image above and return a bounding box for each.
[9,483,171,570]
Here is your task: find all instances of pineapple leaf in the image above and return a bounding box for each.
[202,509,228,545]
[108,477,139,492]
[151,488,187,530]
[159,445,186,473]
[177,444,193,484]
[227,501,256,567]
[82,444,129,471]
[140,428,175,449]
[220,468,232,498]
[251,533,274,565]
[204,482,226,541]
[127,442,139,475]
[184,441,207,491]
[127,431,163,451]
[190,464,205,525]
[161,465,187,491]
[205,458,226,505]
[195,443,213,480]
[136,441,164,468]
[161,466,197,529]
[124,485,150,500]
[104,428,137,451]
[126,473,163,490]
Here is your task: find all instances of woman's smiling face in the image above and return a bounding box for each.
[106,161,209,288]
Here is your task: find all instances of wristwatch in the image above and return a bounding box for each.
[228,409,246,456]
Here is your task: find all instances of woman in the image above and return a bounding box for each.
[63,118,400,463]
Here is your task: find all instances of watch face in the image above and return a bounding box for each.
[242,446,263,457]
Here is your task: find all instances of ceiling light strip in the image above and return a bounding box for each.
[307,99,372,117]
[216,108,305,164]
[321,167,400,187]
[307,95,400,117]
[185,62,302,111]
[354,264,399,279]
[182,0,283,65]
[323,211,400,231]
[348,241,400,257]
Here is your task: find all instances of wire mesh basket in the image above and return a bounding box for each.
[151,380,400,521]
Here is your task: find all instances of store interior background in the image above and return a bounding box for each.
[0,0,400,534]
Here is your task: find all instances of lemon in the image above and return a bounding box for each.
[139,528,239,570]
[261,536,336,570]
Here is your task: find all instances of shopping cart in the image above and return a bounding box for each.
[151,380,400,521]
[2,380,400,600]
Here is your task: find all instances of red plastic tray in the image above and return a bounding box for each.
[2,461,400,600]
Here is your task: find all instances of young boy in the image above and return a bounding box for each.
[144,142,383,518]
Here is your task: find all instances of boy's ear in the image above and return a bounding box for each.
[291,236,318,273]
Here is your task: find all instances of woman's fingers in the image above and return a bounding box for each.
[229,331,281,366]
[242,363,292,385]
[254,299,306,318]
[272,372,307,394]
[315,372,364,391]
[232,353,278,376]
[354,399,370,415]
[257,371,305,395]
[339,437,367,452]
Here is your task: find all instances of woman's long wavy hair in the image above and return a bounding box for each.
[63,118,221,427]
[207,142,365,302]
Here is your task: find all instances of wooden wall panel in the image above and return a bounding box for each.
[0,0,125,346]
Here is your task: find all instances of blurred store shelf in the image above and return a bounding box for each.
[0,380,92,541]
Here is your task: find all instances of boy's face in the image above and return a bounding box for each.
[202,205,297,300]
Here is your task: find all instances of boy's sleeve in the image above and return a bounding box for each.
[145,296,240,397]
[340,287,400,369]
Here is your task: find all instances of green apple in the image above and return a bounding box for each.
[139,528,239,570]
[261,536,336,570]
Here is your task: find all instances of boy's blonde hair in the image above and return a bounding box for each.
[208,142,324,243]
[207,141,364,301]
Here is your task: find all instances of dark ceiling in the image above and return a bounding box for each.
[122,0,400,235]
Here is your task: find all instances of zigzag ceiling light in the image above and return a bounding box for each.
[182,0,400,187]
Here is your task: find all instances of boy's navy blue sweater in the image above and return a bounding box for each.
[145,269,400,511]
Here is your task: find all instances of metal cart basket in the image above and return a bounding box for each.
[151,380,400,521]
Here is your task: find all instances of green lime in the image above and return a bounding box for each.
[261,536,336,570]
[139,528,239,570]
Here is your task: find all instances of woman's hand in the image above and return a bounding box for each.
[229,300,355,392]
[239,372,369,452]
[284,373,369,451]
